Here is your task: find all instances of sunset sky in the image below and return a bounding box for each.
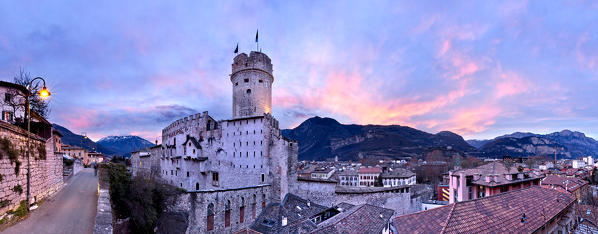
[1,1,597,142]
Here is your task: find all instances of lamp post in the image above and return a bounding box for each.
[25,77,51,207]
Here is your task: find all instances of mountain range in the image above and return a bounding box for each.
[283,117,598,161]
[281,116,476,161]
[54,116,598,161]
[53,124,154,157]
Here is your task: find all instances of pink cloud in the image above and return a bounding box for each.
[495,71,530,98]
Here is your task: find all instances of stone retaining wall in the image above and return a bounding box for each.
[93,166,113,234]
[0,121,63,216]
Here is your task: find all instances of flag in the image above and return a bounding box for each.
[234,43,238,54]
[255,30,259,43]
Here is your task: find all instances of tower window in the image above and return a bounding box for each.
[244,78,249,83]
[235,82,238,86]
[259,79,263,83]
[247,89,251,94]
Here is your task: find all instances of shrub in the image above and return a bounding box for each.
[13,200,28,217]
[37,144,46,160]
[12,185,23,194]
[104,163,181,233]
[0,199,10,209]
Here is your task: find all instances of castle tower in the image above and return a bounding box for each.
[231,51,273,119]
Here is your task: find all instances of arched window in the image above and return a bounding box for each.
[240,197,245,223]
[246,89,251,94]
[225,200,231,227]
[207,203,214,231]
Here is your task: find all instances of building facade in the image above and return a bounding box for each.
[448,161,544,204]
[358,167,381,187]
[132,51,298,233]
[381,168,416,187]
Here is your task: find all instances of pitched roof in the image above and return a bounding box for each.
[181,135,201,149]
[541,175,588,193]
[452,161,543,187]
[250,193,327,234]
[311,204,394,234]
[381,168,415,178]
[358,167,381,174]
[393,186,575,233]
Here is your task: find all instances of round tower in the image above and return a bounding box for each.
[230,51,274,119]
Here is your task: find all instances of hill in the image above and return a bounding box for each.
[282,116,476,161]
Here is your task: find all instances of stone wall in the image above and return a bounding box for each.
[294,179,415,215]
[0,121,63,216]
[165,185,271,233]
[93,167,113,234]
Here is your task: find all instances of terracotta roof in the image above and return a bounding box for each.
[452,161,543,187]
[393,186,575,233]
[311,204,394,234]
[358,167,381,174]
[250,193,327,233]
[541,175,588,193]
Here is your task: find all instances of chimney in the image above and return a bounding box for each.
[282,217,287,226]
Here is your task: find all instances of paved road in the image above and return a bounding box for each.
[3,168,98,234]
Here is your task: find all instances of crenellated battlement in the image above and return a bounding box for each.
[231,51,273,76]
[162,111,210,132]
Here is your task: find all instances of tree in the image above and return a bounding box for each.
[12,69,51,118]
[1,69,52,122]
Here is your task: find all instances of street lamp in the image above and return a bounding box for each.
[25,77,50,208]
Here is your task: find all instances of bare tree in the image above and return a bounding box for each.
[2,69,51,121]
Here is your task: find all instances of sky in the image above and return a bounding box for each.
[1,1,598,142]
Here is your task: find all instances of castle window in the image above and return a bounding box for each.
[262,194,266,208]
[253,141,255,145]
[246,131,248,135]
[246,152,249,157]
[225,200,231,227]
[207,203,215,231]
[187,171,189,177]
[244,78,249,83]
[259,79,263,83]
[261,173,265,182]
[196,183,199,190]
[240,197,245,223]
[235,82,238,86]
[246,89,251,94]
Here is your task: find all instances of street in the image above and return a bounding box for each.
[2,168,98,234]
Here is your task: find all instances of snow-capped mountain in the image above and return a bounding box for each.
[97,135,155,157]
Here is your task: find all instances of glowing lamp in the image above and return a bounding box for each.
[39,86,51,98]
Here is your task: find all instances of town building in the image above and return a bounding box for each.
[393,186,576,233]
[381,168,415,187]
[62,144,89,166]
[358,167,381,187]
[541,175,589,201]
[573,159,587,169]
[88,151,105,164]
[310,167,334,180]
[583,156,594,166]
[130,50,298,233]
[0,81,28,124]
[338,169,359,187]
[448,161,544,203]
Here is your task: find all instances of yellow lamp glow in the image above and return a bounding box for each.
[39,86,51,98]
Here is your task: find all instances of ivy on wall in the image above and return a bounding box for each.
[0,138,22,175]
[12,185,23,195]
[37,143,46,160]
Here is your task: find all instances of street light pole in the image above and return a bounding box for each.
[25,77,50,208]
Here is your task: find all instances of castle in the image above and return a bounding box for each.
[131,51,298,233]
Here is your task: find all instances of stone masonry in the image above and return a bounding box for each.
[0,121,63,217]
